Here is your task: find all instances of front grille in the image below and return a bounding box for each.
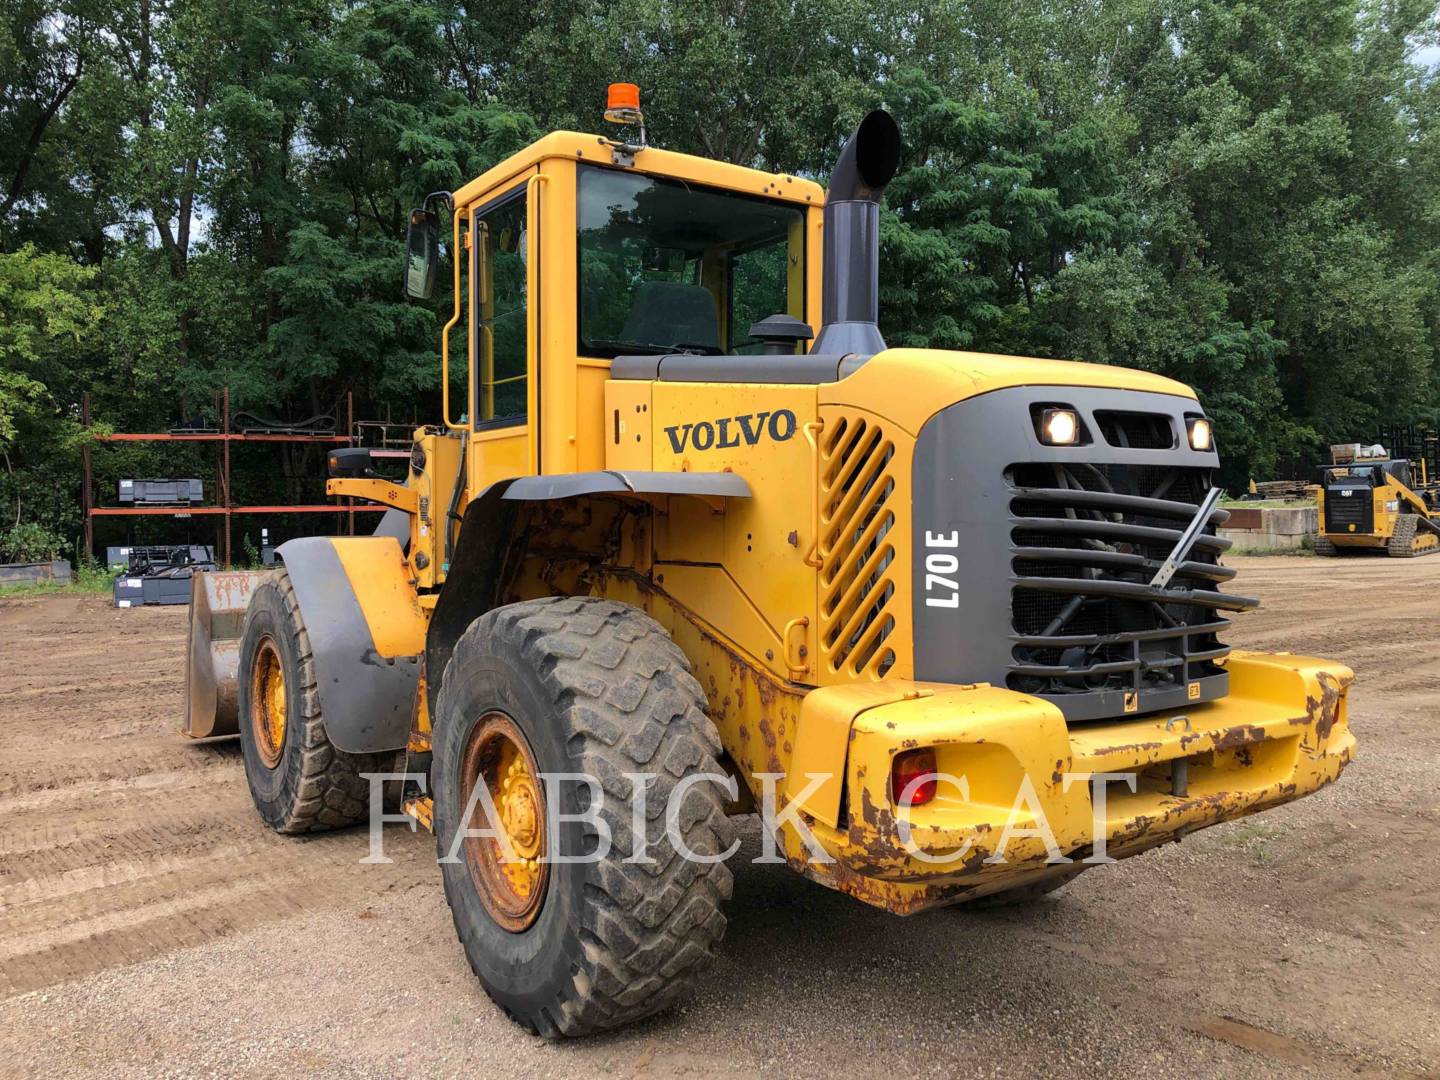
[1095,410,1175,450]
[1324,489,1372,532]
[1006,461,1256,712]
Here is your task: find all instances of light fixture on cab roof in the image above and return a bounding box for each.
[603,82,647,166]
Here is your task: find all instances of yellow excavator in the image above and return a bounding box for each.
[183,88,1355,1037]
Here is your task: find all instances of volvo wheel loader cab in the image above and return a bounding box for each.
[1316,450,1440,556]
[183,91,1356,1038]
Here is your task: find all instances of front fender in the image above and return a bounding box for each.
[275,536,424,753]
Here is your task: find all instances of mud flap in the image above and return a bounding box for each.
[273,536,425,754]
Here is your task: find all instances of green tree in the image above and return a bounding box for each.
[0,245,105,536]
[4,0,1440,555]
[879,67,1133,352]
[1112,0,1440,457]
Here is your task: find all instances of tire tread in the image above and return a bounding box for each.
[242,570,393,834]
[436,597,733,1038]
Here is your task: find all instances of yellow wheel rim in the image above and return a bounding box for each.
[459,712,548,932]
[250,637,287,769]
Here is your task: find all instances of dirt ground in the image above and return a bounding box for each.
[1,555,1437,1078]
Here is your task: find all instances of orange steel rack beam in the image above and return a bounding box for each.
[82,389,371,566]
[89,505,383,516]
[100,433,352,443]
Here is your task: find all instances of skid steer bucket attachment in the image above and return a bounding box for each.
[183,570,268,739]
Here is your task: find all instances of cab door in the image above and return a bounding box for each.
[467,170,538,492]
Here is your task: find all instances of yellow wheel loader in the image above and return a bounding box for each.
[183,94,1355,1037]
[1315,455,1440,556]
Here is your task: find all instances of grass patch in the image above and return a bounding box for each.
[0,564,117,598]
[1224,819,1287,863]
[1220,498,1316,508]
[1227,820,1283,843]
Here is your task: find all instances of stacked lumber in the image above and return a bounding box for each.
[1251,479,1312,499]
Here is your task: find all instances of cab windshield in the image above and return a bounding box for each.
[577,165,805,358]
[1323,461,1410,487]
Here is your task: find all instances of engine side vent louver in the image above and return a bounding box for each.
[818,411,901,679]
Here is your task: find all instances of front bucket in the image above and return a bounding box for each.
[183,570,268,739]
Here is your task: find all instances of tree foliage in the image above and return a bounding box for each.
[1,0,1438,549]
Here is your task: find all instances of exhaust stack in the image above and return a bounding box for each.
[812,109,901,357]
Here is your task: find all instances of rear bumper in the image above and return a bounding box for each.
[780,652,1354,914]
[1325,532,1388,547]
[1318,489,1386,541]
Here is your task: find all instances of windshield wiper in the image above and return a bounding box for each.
[587,339,723,357]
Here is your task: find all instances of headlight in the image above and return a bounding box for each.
[1386,500,1399,513]
[1039,407,1080,446]
[1187,417,1213,452]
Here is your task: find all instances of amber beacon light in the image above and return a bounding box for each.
[605,82,642,123]
[603,82,647,157]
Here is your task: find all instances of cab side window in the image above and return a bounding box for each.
[473,193,528,426]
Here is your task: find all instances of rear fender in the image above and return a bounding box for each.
[426,470,749,716]
[276,536,425,753]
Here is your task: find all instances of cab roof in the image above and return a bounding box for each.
[452,131,825,210]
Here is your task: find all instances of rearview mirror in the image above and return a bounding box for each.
[404,208,439,300]
[642,245,684,274]
[327,447,375,477]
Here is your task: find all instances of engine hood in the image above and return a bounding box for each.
[821,347,1198,436]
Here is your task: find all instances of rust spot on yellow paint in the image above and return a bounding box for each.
[1210,724,1266,751]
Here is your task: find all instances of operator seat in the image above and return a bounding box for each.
[620,281,721,352]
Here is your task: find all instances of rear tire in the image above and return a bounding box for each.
[237,570,394,833]
[433,597,734,1038]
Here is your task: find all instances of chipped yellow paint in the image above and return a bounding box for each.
[764,657,1355,914]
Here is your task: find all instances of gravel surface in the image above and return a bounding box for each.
[1,555,1437,1078]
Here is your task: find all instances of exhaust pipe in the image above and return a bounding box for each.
[812,109,902,357]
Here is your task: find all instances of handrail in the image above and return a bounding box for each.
[441,203,464,431]
[525,172,549,475]
[802,420,825,568]
[783,617,811,679]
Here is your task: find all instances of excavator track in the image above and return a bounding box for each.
[1387,514,1440,557]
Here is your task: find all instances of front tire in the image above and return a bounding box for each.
[433,597,734,1038]
[237,570,394,833]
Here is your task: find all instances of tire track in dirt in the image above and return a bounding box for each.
[0,594,435,1000]
[3,562,1439,1075]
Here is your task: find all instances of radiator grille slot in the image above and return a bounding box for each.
[1323,490,1371,532]
[1095,410,1175,450]
[818,414,897,678]
[1006,461,1254,705]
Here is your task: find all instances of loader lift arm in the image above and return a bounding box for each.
[326,477,418,514]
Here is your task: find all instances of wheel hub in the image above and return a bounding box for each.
[249,637,287,769]
[459,712,548,932]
